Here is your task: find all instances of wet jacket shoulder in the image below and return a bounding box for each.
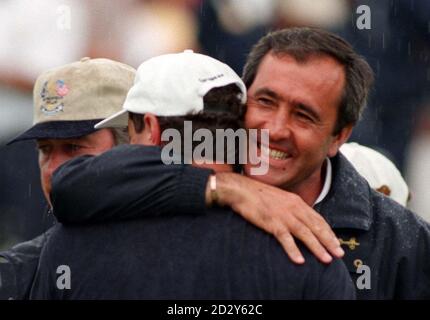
[315,153,430,299]
[0,229,52,300]
[51,145,212,224]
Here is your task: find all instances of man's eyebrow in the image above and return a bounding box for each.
[252,88,281,100]
[293,101,322,122]
[62,137,88,144]
[252,88,321,122]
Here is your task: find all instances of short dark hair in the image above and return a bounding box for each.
[129,84,245,170]
[243,27,374,134]
[111,127,129,145]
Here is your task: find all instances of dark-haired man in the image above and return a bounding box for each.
[31,51,355,299]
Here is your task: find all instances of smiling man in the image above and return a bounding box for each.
[244,53,351,205]
[49,28,430,299]
[234,29,430,299]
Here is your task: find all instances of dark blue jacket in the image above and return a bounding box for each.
[49,145,430,299]
[30,208,355,299]
[31,145,355,299]
[0,232,50,300]
[0,146,207,300]
[315,154,430,299]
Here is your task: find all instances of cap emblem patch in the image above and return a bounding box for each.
[40,80,69,115]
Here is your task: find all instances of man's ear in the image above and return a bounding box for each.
[328,124,353,158]
[129,113,161,146]
[142,113,161,146]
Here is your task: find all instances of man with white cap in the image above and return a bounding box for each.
[0,57,135,299]
[31,51,355,299]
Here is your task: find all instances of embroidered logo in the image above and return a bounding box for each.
[55,79,69,96]
[40,80,69,115]
[339,237,360,250]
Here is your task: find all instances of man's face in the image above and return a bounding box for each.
[244,53,351,195]
[37,129,116,205]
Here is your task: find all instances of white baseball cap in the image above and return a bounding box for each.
[340,142,410,206]
[95,50,246,129]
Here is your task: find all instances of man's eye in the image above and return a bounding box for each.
[257,97,274,107]
[37,145,51,154]
[66,144,83,152]
[296,112,314,122]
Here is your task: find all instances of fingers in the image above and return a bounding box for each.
[296,207,344,259]
[229,179,343,264]
[313,223,344,259]
[273,228,305,264]
[286,218,333,264]
[240,205,307,264]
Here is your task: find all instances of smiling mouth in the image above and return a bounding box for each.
[269,148,290,160]
[258,142,291,160]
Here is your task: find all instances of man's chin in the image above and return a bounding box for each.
[244,164,291,188]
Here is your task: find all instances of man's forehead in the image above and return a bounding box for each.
[252,52,345,103]
[36,135,91,144]
[36,128,115,145]
[258,52,344,79]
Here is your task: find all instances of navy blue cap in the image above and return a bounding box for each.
[6,119,103,145]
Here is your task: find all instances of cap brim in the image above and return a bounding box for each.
[6,120,103,145]
[95,109,129,129]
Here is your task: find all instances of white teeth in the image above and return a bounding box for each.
[259,144,290,160]
[269,148,289,160]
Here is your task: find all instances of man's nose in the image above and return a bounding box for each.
[45,151,69,177]
[269,110,292,141]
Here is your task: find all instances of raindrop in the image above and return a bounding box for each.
[382,32,385,50]
[199,2,204,16]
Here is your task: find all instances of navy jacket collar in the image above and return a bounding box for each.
[314,153,373,231]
